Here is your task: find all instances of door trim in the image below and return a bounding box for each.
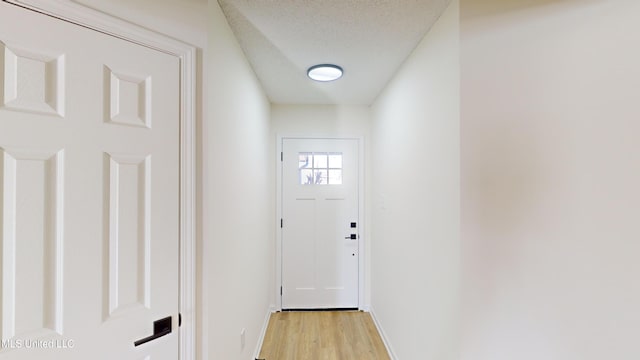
[2,1,197,359]
[276,135,365,311]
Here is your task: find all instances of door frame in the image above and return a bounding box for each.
[276,135,365,311]
[2,1,197,358]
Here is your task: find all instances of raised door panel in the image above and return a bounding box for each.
[1,148,64,340]
[0,42,65,116]
[105,153,151,319]
[104,66,151,129]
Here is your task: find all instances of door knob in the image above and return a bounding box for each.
[134,316,172,347]
[344,234,357,240]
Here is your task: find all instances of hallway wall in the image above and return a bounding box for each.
[370,1,460,359]
[203,1,272,359]
[461,1,640,359]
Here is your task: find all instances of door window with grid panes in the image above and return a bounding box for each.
[298,152,343,185]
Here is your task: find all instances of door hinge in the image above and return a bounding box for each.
[281,152,283,161]
[281,218,283,228]
[280,286,283,295]
[179,313,182,327]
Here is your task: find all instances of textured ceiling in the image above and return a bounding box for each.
[218,0,451,105]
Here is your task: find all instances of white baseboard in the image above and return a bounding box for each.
[369,308,398,360]
[252,307,274,359]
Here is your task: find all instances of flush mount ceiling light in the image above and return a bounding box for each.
[307,64,343,82]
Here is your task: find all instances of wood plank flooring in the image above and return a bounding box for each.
[258,311,390,360]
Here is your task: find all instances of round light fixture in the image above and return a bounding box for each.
[307,64,343,82]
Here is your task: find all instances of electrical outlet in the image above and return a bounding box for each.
[240,328,246,349]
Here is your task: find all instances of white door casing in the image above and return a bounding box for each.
[280,138,361,309]
[0,1,196,359]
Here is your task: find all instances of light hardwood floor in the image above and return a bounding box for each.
[258,311,390,360]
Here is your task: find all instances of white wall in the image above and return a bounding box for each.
[271,105,371,137]
[270,104,373,309]
[202,1,272,359]
[370,1,460,359]
[461,0,640,359]
[73,0,207,48]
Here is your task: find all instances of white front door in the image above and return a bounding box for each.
[281,138,359,309]
[0,3,180,359]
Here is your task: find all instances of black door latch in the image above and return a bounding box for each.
[134,316,172,347]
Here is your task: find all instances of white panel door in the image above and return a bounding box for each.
[0,2,180,359]
[282,138,359,309]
